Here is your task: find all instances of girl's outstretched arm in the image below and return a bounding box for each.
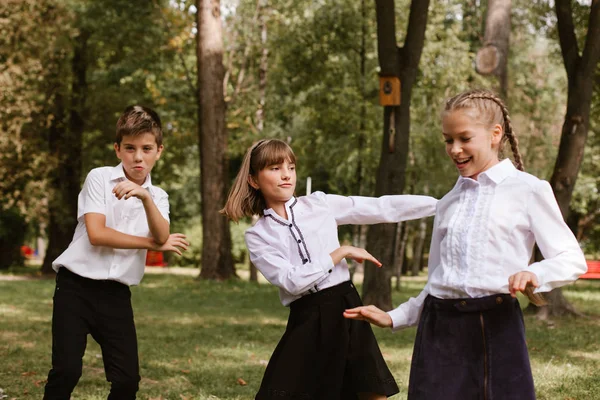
[320,192,437,225]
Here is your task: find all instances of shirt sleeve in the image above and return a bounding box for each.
[526,180,587,291]
[320,192,437,225]
[155,192,170,223]
[245,230,334,296]
[387,289,429,331]
[77,169,106,220]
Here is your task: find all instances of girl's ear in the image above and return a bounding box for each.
[248,174,260,190]
[491,123,503,147]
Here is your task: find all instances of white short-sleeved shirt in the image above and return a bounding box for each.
[388,159,587,331]
[52,163,170,286]
[245,192,438,306]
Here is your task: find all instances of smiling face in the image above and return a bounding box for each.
[442,110,502,180]
[114,133,164,185]
[249,159,296,209]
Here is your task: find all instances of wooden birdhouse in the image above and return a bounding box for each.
[379,76,401,106]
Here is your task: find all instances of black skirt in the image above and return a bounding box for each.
[408,294,536,400]
[256,281,399,400]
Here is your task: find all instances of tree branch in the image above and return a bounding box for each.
[580,0,600,80]
[403,0,431,71]
[555,0,581,80]
[375,0,400,75]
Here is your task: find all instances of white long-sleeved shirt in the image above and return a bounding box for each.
[245,191,438,306]
[388,159,587,331]
[52,163,170,286]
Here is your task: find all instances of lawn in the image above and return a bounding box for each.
[1,266,599,399]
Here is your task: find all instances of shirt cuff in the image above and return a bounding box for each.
[387,307,409,332]
[322,254,335,275]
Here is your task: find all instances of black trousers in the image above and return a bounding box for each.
[44,268,140,400]
[408,294,536,400]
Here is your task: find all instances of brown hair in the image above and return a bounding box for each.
[115,105,163,147]
[220,139,296,222]
[442,89,523,171]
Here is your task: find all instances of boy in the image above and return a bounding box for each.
[44,105,188,400]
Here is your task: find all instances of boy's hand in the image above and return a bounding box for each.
[343,305,392,328]
[343,246,382,267]
[508,271,539,298]
[113,180,149,201]
[152,233,189,255]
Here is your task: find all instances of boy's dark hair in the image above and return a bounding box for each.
[116,105,163,146]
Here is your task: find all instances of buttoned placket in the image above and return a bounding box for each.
[265,198,320,294]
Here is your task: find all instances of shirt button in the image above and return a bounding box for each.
[303,259,308,263]
[328,269,332,273]
[496,296,503,305]
[289,224,293,227]
[460,300,467,307]
[297,239,302,243]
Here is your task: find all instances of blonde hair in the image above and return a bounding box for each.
[220,139,297,222]
[442,89,523,171]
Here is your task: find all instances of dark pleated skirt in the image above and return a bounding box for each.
[408,294,536,400]
[256,281,399,400]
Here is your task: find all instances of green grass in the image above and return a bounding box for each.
[1,267,599,399]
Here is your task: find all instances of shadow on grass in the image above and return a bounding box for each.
[2,274,599,399]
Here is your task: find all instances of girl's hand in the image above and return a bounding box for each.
[343,305,392,328]
[151,233,189,255]
[343,246,383,267]
[508,271,539,298]
[113,181,149,201]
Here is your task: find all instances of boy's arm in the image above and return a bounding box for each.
[112,180,170,244]
[85,213,187,254]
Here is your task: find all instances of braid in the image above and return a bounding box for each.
[445,89,524,171]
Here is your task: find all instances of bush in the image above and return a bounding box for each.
[0,207,27,269]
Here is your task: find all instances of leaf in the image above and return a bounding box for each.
[237,378,247,386]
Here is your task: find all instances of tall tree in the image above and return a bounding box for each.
[475,0,512,98]
[41,30,89,274]
[196,0,235,280]
[538,0,600,317]
[362,0,431,310]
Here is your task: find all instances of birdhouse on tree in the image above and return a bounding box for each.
[379,76,401,106]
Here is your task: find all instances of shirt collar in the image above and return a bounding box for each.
[110,163,153,190]
[457,158,516,186]
[263,196,297,219]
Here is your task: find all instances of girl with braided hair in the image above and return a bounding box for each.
[344,89,587,400]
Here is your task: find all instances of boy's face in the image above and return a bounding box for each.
[114,133,164,185]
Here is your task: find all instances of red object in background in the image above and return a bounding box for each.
[20,245,34,258]
[580,260,600,279]
[146,250,168,267]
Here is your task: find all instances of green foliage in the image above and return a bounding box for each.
[169,217,251,267]
[1,0,598,260]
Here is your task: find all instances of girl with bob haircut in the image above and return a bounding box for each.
[222,138,438,400]
[344,89,587,400]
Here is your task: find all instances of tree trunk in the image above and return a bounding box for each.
[363,0,430,310]
[475,0,511,99]
[530,0,600,317]
[411,218,427,276]
[394,221,409,290]
[42,31,89,275]
[196,0,235,280]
